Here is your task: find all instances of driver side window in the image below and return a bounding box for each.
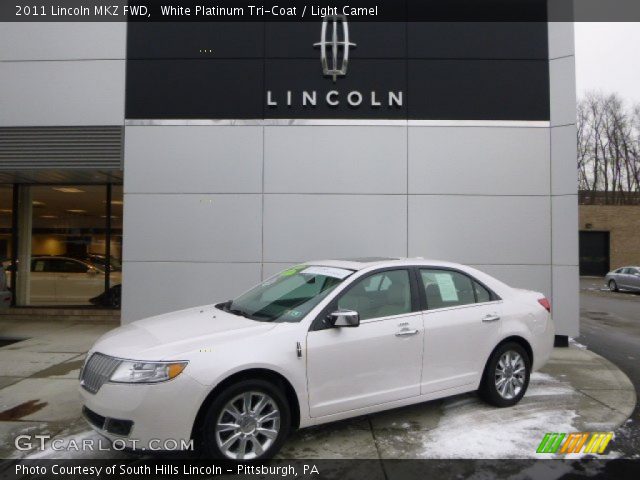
[337,270,411,321]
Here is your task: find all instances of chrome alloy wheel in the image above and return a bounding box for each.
[494,350,526,400]
[215,391,281,460]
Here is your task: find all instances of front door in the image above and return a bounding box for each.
[306,269,424,418]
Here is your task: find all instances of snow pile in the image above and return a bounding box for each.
[420,373,580,459]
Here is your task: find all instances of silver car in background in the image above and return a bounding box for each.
[605,266,640,292]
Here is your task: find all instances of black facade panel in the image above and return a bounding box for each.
[126,60,264,119]
[408,22,548,59]
[127,22,264,58]
[125,22,551,121]
[408,60,550,120]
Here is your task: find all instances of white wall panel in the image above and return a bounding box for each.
[471,264,551,298]
[264,126,407,194]
[408,127,550,195]
[409,195,551,265]
[123,194,262,262]
[548,22,575,60]
[125,126,263,194]
[552,195,579,266]
[550,56,577,127]
[0,22,126,61]
[122,262,261,321]
[552,265,580,337]
[0,60,125,126]
[551,125,578,195]
[263,194,407,262]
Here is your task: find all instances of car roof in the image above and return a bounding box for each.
[304,257,470,271]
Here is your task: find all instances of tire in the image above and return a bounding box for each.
[609,280,618,292]
[199,379,291,461]
[479,342,531,408]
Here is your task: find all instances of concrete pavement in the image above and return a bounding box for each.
[0,316,635,459]
[578,276,640,458]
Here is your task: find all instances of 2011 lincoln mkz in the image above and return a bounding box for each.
[80,258,554,460]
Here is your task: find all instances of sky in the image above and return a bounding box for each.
[574,23,640,105]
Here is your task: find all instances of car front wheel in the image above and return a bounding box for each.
[479,342,531,407]
[609,280,618,292]
[200,379,291,461]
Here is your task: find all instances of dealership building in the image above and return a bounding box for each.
[0,19,578,340]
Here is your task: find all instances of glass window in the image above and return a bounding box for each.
[337,270,412,321]
[12,184,123,307]
[225,265,351,323]
[474,281,492,303]
[420,269,476,309]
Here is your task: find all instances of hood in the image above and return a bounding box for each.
[91,304,277,359]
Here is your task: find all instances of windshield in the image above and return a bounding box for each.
[221,265,354,322]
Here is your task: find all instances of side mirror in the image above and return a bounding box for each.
[327,309,360,328]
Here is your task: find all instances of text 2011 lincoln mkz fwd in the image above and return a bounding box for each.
[80,258,554,460]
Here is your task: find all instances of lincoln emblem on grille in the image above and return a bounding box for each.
[314,15,356,82]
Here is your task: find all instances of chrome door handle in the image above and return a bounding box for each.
[482,314,501,323]
[395,329,419,337]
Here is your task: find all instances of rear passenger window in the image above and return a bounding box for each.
[420,269,493,309]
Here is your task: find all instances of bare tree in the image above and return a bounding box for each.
[577,92,640,204]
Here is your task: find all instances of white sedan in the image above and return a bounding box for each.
[80,258,554,460]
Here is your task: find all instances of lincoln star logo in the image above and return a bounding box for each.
[314,15,356,82]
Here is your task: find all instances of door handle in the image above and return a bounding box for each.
[482,314,501,323]
[395,328,419,337]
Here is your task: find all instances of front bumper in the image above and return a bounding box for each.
[79,371,209,450]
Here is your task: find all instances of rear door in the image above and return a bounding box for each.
[627,268,640,290]
[418,268,502,394]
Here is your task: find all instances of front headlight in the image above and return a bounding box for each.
[109,360,188,384]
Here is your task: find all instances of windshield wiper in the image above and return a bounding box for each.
[227,307,253,319]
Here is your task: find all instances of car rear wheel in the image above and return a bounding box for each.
[200,379,291,461]
[479,342,531,407]
[609,280,618,292]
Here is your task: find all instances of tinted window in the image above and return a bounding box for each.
[474,281,492,303]
[31,259,51,272]
[338,270,411,321]
[51,259,88,273]
[421,269,476,309]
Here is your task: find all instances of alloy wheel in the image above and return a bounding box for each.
[494,350,526,400]
[214,391,280,460]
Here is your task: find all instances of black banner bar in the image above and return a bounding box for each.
[3,0,640,22]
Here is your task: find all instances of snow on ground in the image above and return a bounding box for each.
[420,372,608,459]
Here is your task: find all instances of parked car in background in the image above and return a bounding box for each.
[0,262,11,308]
[3,256,121,306]
[80,258,554,461]
[83,254,122,272]
[606,266,640,292]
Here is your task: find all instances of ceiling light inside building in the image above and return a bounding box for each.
[53,187,85,193]
[66,209,87,214]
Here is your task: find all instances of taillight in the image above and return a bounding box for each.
[538,297,551,312]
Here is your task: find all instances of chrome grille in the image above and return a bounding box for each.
[80,353,120,394]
